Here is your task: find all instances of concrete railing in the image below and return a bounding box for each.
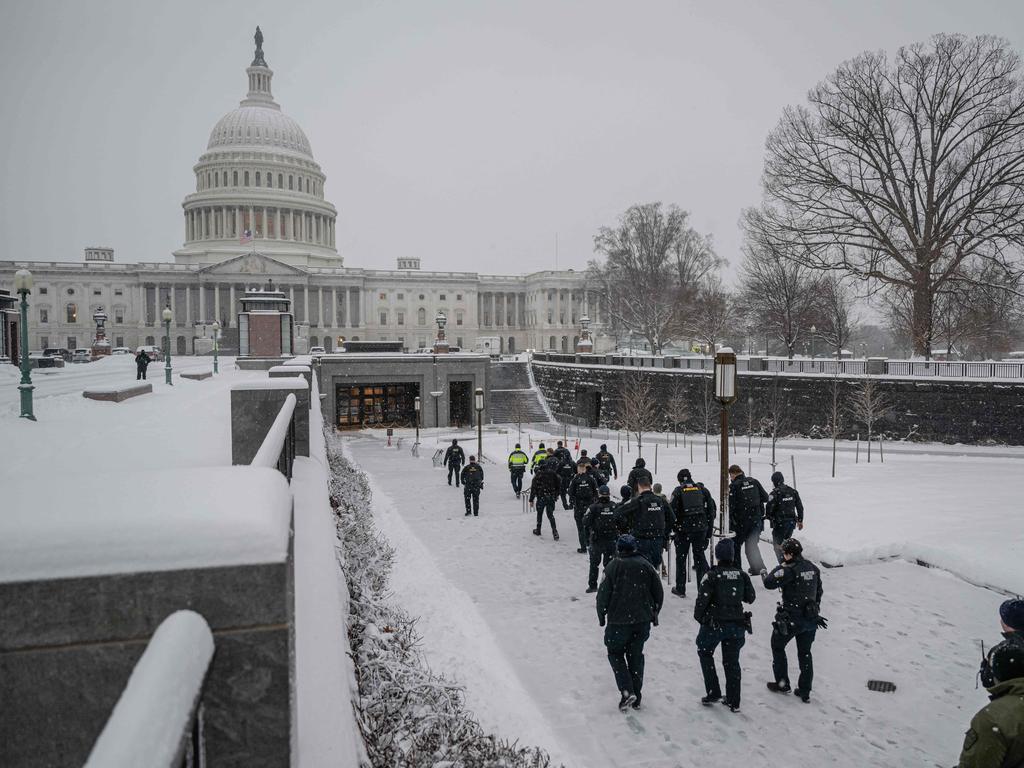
[252,393,297,480]
[84,611,214,768]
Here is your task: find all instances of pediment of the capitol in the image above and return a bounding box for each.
[199,251,309,277]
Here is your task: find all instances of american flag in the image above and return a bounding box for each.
[240,229,253,245]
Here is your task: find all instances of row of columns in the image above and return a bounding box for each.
[476,289,593,328]
[185,206,335,248]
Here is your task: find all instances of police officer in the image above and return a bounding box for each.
[960,637,1024,767]
[626,457,653,494]
[568,459,600,553]
[595,443,618,480]
[596,534,664,711]
[669,469,716,597]
[507,443,529,497]
[583,485,618,593]
[460,456,484,516]
[443,439,465,486]
[615,477,674,568]
[980,599,1024,688]
[587,457,607,487]
[694,539,755,712]
[528,459,561,540]
[762,538,824,702]
[530,442,548,473]
[765,471,804,563]
[557,452,577,510]
[727,464,768,574]
[554,440,573,465]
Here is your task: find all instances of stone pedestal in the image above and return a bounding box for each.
[231,379,310,460]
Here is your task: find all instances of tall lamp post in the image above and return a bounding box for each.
[474,386,484,459]
[711,347,737,564]
[162,305,173,385]
[14,268,36,421]
[414,395,421,445]
[810,325,817,360]
[212,320,220,374]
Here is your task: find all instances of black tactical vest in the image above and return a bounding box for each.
[781,559,820,616]
[773,486,798,522]
[677,484,707,533]
[632,494,667,539]
[709,566,747,622]
[591,502,619,538]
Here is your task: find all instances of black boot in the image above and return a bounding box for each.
[700,694,721,706]
[793,688,810,703]
[552,529,559,541]
[618,690,636,711]
[532,528,541,536]
[723,699,741,713]
[631,692,642,710]
[671,586,686,597]
[585,585,597,593]
[767,681,791,694]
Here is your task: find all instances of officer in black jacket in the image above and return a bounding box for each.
[765,471,805,563]
[557,453,577,510]
[553,440,573,465]
[727,465,768,574]
[568,460,600,553]
[626,457,653,494]
[762,538,823,702]
[615,478,674,568]
[595,444,618,480]
[443,439,466,486]
[583,486,619,593]
[694,538,755,712]
[669,468,716,596]
[460,456,484,517]
[596,534,664,711]
[528,461,561,540]
[979,599,1024,688]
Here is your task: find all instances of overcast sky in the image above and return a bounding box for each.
[2,0,1022,279]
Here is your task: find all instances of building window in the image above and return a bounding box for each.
[93,289,102,296]
[289,175,294,190]
[306,178,310,193]
[244,171,250,186]
[456,294,462,301]
[456,311,464,326]
[67,336,77,349]
[547,311,553,323]
[39,308,48,323]
[66,303,78,323]
[233,171,238,186]
[115,308,124,324]
[397,293,404,300]
[457,337,463,348]
[278,173,283,188]
[379,311,388,326]
[440,294,446,301]
[266,173,272,187]
[417,308,427,325]
[419,294,425,300]
[256,171,261,186]
[115,336,124,347]
[222,171,227,186]
[40,336,49,349]
[114,288,123,296]
[39,287,47,295]
[379,292,386,300]
[67,288,75,296]
[397,311,404,325]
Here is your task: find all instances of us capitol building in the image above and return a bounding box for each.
[0,29,607,357]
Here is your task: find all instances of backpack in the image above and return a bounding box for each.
[738,479,761,521]
[677,484,708,534]
[772,487,798,523]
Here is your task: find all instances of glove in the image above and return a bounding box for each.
[652,613,659,627]
[815,616,829,630]
[759,568,768,578]
[797,522,804,530]
[599,616,606,627]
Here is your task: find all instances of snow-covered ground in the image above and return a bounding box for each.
[343,426,1021,768]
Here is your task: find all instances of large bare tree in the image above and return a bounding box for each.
[758,34,1024,357]
[682,278,736,352]
[616,370,661,456]
[589,203,721,354]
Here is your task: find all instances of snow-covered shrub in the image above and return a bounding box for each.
[327,436,559,768]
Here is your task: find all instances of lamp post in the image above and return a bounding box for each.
[475,386,484,459]
[810,325,817,360]
[414,395,421,445]
[14,268,35,421]
[211,320,221,373]
[711,347,737,563]
[162,305,173,385]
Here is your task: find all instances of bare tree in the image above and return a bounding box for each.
[817,275,860,358]
[589,203,721,354]
[663,376,691,447]
[758,34,1024,358]
[847,377,892,462]
[697,374,715,462]
[759,374,791,468]
[683,278,736,352]
[616,370,661,456]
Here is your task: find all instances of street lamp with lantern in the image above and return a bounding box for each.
[211,320,221,374]
[711,347,737,563]
[14,268,36,421]
[810,324,817,361]
[414,395,421,446]
[162,305,173,385]
[474,386,484,459]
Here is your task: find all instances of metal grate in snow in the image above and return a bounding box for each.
[867,680,897,693]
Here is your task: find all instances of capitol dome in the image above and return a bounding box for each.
[174,27,340,269]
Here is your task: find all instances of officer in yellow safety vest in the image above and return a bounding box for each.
[531,442,549,473]
[508,443,530,498]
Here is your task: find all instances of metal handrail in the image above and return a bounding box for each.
[252,393,297,480]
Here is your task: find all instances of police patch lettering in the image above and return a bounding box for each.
[771,568,785,579]
[723,571,740,580]
[800,571,816,581]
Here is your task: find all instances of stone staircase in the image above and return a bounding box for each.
[488,361,554,425]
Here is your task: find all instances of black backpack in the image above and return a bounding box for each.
[677,484,708,534]
[772,487,798,523]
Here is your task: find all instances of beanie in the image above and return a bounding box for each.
[714,538,735,564]
[677,468,692,484]
[771,471,785,487]
[619,485,632,501]
[598,485,610,496]
[616,534,638,554]
[636,458,646,468]
[1000,599,1024,632]
[601,444,607,451]
[990,640,1024,684]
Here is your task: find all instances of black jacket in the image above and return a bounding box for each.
[763,556,823,619]
[583,499,619,541]
[135,352,150,368]
[728,473,768,531]
[615,490,674,540]
[694,564,755,625]
[443,445,465,467]
[669,482,716,536]
[554,446,573,465]
[528,467,561,502]
[460,462,484,490]
[596,552,664,626]
[627,465,653,494]
[568,472,599,509]
[766,483,804,526]
[595,450,618,477]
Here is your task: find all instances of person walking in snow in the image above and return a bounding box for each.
[615,477,674,569]
[761,538,824,703]
[595,443,618,480]
[728,464,769,574]
[530,442,548,473]
[443,439,465,486]
[135,349,150,380]
[568,459,599,553]
[557,451,577,510]
[583,485,618,593]
[669,468,716,597]
[694,538,755,712]
[507,443,529,498]
[596,534,664,711]
[765,471,805,564]
[626,457,652,495]
[528,459,561,540]
[460,456,484,516]
[979,599,1024,688]
[958,639,1024,768]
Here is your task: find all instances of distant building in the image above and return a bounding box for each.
[0,30,609,357]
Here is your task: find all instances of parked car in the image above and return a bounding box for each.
[42,347,72,362]
[71,349,93,363]
[111,347,132,355]
[309,345,326,355]
[136,345,163,362]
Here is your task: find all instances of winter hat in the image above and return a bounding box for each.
[1000,599,1024,631]
[598,485,610,496]
[515,443,521,449]
[771,471,785,487]
[781,538,803,558]
[989,640,1024,684]
[714,538,735,564]
[601,444,608,451]
[619,485,632,501]
[677,468,692,484]
[636,458,646,468]
[616,534,638,554]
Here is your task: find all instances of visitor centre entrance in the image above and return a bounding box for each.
[336,382,420,429]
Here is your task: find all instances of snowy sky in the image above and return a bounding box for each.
[2,0,1023,279]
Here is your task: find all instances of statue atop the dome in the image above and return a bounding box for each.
[252,26,267,67]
